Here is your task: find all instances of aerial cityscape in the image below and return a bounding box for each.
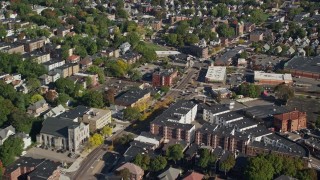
[0,0,319,180]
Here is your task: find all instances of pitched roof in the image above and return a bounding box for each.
[116,162,144,176]
[28,99,47,110]
[0,125,15,140]
[183,172,204,180]
[157,167,181,180]
[40,117,81,138]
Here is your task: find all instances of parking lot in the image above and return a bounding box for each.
[25,147,76,163]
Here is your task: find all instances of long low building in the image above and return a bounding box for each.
[205,66,226,83]
[284,56,320,79]
[254,71,293,85]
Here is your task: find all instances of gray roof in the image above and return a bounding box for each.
[198,124,250,141]
[157,167,181,180]
[217,112,243,122]
[243,126,272,137]
[28,99,47,110]
[285,56,320,74]
[27,160,60,179]
[216,46,244,64]
[228,118,257,130]
[0,125,15,140]
[244,105,289,119]
[204,104,230,115]
[58,105,89,120]
[40,117,81,138]
[263,133,307,157]
[115,88,150,106]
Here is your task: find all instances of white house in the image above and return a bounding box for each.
[119,42,131,54]
[0,126,15,145]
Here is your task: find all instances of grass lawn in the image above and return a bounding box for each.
[145,42,168,51]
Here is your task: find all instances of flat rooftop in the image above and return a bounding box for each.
[285,56,320,74]
[205,66,226,82]
[254,71,292,82]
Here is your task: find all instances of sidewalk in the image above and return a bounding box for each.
[60,149,92,173]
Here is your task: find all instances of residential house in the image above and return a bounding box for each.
[0,43,25,54]
[67,55,81,63]
[44,104,66,119]
[79,56,93,69]
[119,42,131,55]
[39,72,60,85]
[0,126,15,145]
[81,108,112,132]
[27,99,49,117]
[182,45,209,59]
[115,163,144,180]
[245,23,255,33]
[157,167,181,180]
[182,171,204,180]
[15,133,32,150]
[74,72,99,86]
[27,51,51,64]
[101,48,120,58]
[54,63,79,78]
[43,59,65,71]
[45,89,59,102]
[250,31,264,42]
[120,51,142,64]
[24,38,46,52]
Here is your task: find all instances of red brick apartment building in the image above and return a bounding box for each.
[195,124,248,153]
[152,69,178,87]
[273,110,307,133]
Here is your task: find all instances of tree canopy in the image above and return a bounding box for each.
[166,144,184,163]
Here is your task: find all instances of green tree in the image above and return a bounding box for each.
[117,168,130,180]
[130,70,142,81]
[30,94,44,104]
[216,4,229,18]
[82,91,104,108]
[26,78,41,92]
[149,156,167,172]
[248,9,269,25]
[220,154,236,175]
[89,133,104,147]
[133,154,150,171]
[274,84,294,103]
[166,144,184,164]
[0,136,24,166]
[55,78,75,95]
[123,107,141,121]
[102,125,113,137]
[0,97,15,127]
[296,168,318,180]
[197,148,217,170]
[315,116,320,129]
[10,109,35,134]
[56,93,71,106]
[245,155,274,180]
[217,23,235,38]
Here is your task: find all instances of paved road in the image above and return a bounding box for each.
[73,146,105,180]
[71,124,130,180]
